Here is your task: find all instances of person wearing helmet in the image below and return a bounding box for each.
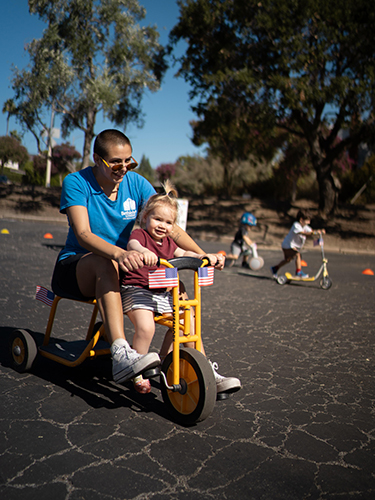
[226,212,258,268]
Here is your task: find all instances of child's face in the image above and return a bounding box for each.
[145,205,175,242]
[300,218,311,226]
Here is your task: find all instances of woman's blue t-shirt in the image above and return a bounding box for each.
[58,167,156,261]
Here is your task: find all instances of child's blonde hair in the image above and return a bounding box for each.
[140,179,179,228]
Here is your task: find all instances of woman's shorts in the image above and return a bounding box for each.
[121,285,173,315]
[51,254,93,301]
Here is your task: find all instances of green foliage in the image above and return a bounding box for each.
[170,0,375,213]
[160,154,273,197]
[12,0,167,168]
[2,166,26,184]
[340,156,375,204]
[23,161,45,186]
[0,136,29,172]
[137,155,155,184]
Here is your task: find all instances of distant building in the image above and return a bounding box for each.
[4,160,19,170]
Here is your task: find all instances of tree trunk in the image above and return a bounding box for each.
[80,109,96,170]
[316,168,336,216]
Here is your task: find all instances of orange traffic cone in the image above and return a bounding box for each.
[362,269,374,276]
[301,260,308,267]
[44,233,53,239]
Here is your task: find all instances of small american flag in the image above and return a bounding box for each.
[198,267,214,286]
[148,267,179,289]
[35,285,55,307]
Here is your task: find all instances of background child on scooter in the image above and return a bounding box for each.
[121,180,240,394]
[226,212,258,268]
[271,210,325,279]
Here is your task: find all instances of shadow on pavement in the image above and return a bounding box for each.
[0,325,180,425]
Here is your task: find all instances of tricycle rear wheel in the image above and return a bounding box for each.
[9,329,37,373]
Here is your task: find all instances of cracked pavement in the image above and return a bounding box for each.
[0,219,374,499]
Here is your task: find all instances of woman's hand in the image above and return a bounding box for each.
[116,250,145,273]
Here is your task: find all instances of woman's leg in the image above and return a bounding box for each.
[76,253,125,345]
[75,253,160,383]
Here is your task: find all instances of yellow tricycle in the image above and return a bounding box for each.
[9,257,219,425]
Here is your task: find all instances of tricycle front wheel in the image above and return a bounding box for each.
[161,348,216,425]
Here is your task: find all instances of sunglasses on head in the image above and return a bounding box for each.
[99,155,138,172]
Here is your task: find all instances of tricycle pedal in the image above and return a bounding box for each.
[143,366,161,379]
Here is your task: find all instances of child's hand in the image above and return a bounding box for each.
[141,249,158,266]
[204,253,225,270]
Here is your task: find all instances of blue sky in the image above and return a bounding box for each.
[0,0,205,168]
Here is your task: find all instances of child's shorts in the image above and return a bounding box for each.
[121,286,173,315]
[282,247,299,262]
[230,242,246,256]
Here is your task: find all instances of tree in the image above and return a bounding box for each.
[12,0,167,169]
[0,136,29,174]
[2,99,17,136]
[52,142,81,185]
[137,155,155,185]
[156,163,176,183]
[170,0,375,213]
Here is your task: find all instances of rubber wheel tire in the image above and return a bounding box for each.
[161,348,216,425]
[277,275,288,285]
[320,276,332,290]
[9,329,37,373]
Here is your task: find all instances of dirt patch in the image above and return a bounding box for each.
[1,185,374,254]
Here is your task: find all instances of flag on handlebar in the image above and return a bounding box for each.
[148,267,179,288]
[36,285,55,306]
[198,266,214,286]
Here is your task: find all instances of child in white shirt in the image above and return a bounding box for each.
[271,210,325,278]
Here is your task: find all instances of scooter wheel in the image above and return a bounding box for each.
[161,348,216,425]
[276,275,288,285]
[9,329,38,373]
[320,276,332,290]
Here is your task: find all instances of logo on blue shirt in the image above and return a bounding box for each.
[121,198,137,220]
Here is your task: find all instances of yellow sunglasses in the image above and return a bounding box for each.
[99,155,138,172]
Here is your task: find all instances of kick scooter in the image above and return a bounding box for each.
[276,236,332,289]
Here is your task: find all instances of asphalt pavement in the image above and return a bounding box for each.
[1,218,375,500]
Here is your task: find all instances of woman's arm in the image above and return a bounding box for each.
[66,205,144,272]
[171,224,225,269]
[171,224,205,253]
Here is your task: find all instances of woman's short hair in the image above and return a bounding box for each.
[94,129,131,158]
